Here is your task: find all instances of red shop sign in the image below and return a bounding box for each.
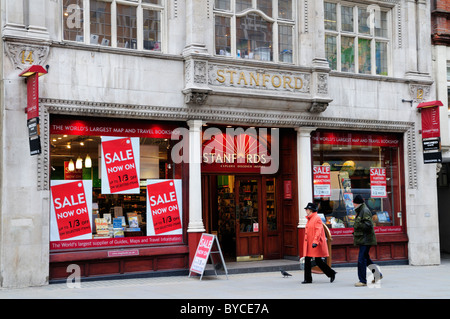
[313,165,331,198]
[147,180,182,235]
[49,235,183,250]
[19,65,47,120]
[51,181,91,240]
[101,137,140,193]
[202,128,273,173]
[417,101,443,139]
[190,233,215,275]
[370,167,387,198]
[50,116,181,139]
[312,131,400,147]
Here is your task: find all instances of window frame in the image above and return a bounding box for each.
[62,0,166,52]
[324,1,392,76]
[213,0,297,64]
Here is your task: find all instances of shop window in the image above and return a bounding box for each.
[312,130,404,236]
[63,0,163,52]
[324,1,391,76]
[63,0,84,42]
[49,116,185,250]
[214,0,295,63]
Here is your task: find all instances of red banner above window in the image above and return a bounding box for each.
[50,116,182,139]
[312,131,400,147]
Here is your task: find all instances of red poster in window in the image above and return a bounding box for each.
[101,137,139,193]
[313,165,331,197]
[51,181,91,240]
[370,167,387,198]
[147,180,182,235]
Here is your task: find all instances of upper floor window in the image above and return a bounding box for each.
[214,0,295,63]
[324,1,390,75]
[63,0,163,52]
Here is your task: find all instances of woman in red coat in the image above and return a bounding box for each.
[302,202,337,284]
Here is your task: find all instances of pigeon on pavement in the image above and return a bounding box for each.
[280,269,292,278]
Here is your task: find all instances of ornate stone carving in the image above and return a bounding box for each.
[184,90,209,105]
[409,84,431,103]
[4,42,50,70]
[309,102,328,113]
[208,63,311,94]
[316,73,328,94]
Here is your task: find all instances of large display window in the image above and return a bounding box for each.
[49,116,186,251]
[312,130,404,236]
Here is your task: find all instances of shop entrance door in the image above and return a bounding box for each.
[235,177,263,261]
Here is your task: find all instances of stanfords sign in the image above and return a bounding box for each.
[201,127,278,174]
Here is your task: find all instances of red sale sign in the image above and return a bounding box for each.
[50,180,93,240]
[101,137,140,194]
[146,180,183,235]
[370,167,387,198]
[313,165,331,197]
[190,233,215,275]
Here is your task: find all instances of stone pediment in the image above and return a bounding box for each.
[183,55,332,113]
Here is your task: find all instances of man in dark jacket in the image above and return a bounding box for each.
[352,195,378,287]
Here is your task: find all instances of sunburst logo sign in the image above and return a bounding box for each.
[202,127,278,174]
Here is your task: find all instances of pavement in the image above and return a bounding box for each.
[1,255,449,304]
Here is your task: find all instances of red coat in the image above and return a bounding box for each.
[303,212,329,257]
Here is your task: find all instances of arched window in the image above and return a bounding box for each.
[214,0,295,63]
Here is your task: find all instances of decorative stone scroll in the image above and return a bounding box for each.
[5,42,50,70]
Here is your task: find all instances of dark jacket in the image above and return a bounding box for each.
[353,203,377,246]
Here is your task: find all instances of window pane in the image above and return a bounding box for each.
[116,4,137,49]
[143,10,161,51]
[215,0,230,10]
[90,0,111,46]
[358,7,370,34]
[278,25,292,63]
[358,38,371,74]
[278,0,292,20]
[215,16,231,55]
[142,0,162,4]
[257,0,272,17]
[375,11,388,38]
[341,36,354,72]
[63,0,84,42]
[324,2,337,31]
[236,0,252,13]
[341,6,353,32]
[266,178,277,231]
[236,13,273,61]
[376,41,387,75]
[312,131,403,230]
[325,35,337,70]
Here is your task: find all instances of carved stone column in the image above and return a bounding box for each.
[296,127,317,229]
[187,120,205,265]
[296,126,316,257]
[183,58,211,105]
[183,0,208,55]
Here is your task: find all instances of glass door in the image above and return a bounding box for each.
[235,177,263,261]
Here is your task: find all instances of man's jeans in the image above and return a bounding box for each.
[357,245,373,284]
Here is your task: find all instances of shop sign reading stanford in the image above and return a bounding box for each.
[208,63,310,94]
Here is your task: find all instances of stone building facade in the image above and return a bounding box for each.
[0,0,442,288]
